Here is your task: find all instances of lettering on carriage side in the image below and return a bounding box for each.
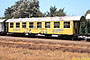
[13,29,21,31]
[53,29,64,32]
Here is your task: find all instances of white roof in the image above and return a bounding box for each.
[6,16,81,22]
[0,19,5,22]
[86,14,90,19]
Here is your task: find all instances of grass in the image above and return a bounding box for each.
[0,46,90,60]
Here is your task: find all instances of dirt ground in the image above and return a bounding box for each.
[0,36,90,60]
[0,46,90,60]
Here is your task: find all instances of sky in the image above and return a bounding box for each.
[0,0,90,17]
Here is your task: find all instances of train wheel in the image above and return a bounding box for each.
[29,34,36,37]
[45,34,52,38]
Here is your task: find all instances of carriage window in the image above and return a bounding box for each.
[54,22,60,28]
[37,22,42,28]
[45,22,50,28]
[16,23,20,28]
[29,22,33,28]
[10,23,13,28]
[64,22,70,28]
[22,22,26,28]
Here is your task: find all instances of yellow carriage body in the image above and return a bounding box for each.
[7,16,80,35]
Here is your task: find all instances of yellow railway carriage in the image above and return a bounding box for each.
[6,16,81,37]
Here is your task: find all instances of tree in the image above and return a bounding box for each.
[5,7,14,19]
[85,10,90,16]
[56,8,66,16]
[50,6,57,17]
[4,0,44,18]
[45,6,66,17]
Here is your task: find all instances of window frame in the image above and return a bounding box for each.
[54,22,60,28]
[29,22,33,28]
[22,22,26,28]
[10,23,14,28]
[37,22,42,28]
[64,22,70,28]
[45,22,50,28]
[16,22,20,28]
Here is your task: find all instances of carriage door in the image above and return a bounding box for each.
[88,20,90,33]
[5,22,8,32]
[80,16,86,35]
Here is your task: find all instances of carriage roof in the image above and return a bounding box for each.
[6,16,81,22]
[86,14,90,19]
[0,19,5,22]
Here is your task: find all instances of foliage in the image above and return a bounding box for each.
[85,10,90,16]
[50,6,57,17]
[45,6,66,17]
[56,8,66,16]
[5,0,44,19]
[4,0,67,19]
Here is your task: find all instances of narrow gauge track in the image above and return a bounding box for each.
[0,36,90,53]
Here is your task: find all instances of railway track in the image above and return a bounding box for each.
[0,36,90,53]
